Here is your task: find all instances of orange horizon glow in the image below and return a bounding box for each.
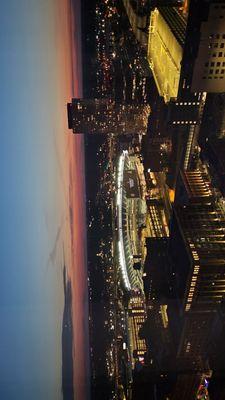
[56,0,90,398]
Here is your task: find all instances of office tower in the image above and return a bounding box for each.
[175,169,213,206]
[190,2,225,93]
[67,98,150,135]
[142,237,173,372]
[200,93,225,141]
[201,136,225,197]
[142,81,172,172]
[147,0,225,187]
[147,5,203,185]
[142,134,172,171]
[166,168,225,399]
[128,295,147,367]
[122,0,150,49]
[147,6,187,103]
[148,1,225,100]
[169,170,225,367]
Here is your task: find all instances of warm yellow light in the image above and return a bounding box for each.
[147,9,183,102]
[169,189,175,203]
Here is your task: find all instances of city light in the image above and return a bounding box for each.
[116,151,131,291]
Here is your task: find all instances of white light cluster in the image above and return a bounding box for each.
[116,151,131,291]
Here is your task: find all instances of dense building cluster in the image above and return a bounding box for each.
[79,0,225,399]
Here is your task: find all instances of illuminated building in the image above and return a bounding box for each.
[142,238,173,370]
[147,7,186,103]
[169,170,225,368]
[147,5,204,185]
[147,1,225,187]
[128,295,147,367]
[122,0,149,48]
[67,98,150,135]
[175,169,213,206]
[116,151,147,292]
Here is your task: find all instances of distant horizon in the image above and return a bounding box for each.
[0,0,89,399]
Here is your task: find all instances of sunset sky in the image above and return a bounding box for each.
[0,0,89,399]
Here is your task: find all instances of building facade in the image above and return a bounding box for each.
[67,98,150,135]
[169,169,225,368]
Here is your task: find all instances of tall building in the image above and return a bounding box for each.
[142,238,173,371]
[147,5,203,185]
[67,98,150,135]
[175,169,213,206]
[172,372,211,400]
[142,80,172,172]
[147,6,187,103]
[201,136,225,197]
[199,93,225,142]
[190,1,225,93]
[128,295,147,367]
[147,0,225,187]
[148,1,225,100]
[169,170,225,368]
[142,134,172,171]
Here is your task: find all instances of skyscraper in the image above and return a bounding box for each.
[169,170,225,368]
[67,98,150,135]
[147,0,225,187]
[190,1,225,93]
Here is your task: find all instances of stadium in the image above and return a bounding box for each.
[116,150,147,292]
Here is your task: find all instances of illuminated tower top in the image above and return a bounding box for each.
[147,7,187,102]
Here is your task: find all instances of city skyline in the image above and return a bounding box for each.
[1,0,225,400]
